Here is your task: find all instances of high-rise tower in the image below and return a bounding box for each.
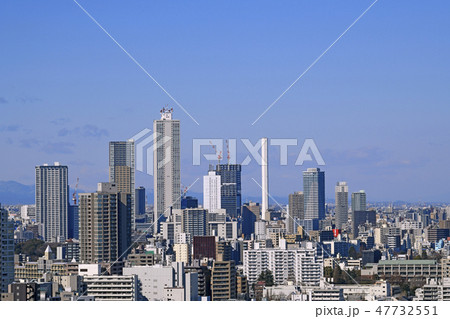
[35,162,69,242]
[203,167,221,212]
[0,204,14,293]
[351,190,367,212]
[335,182,349,230]
[109,140,135,230]
[303,168,325,223]
[288,191,304,234]
[153,108,181,233]
[215,164,241,218]
[79,183,131,263]
[261,138,269,221]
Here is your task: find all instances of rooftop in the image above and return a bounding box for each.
[378,260,436,265]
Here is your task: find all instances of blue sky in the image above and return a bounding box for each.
[1,0,449,202]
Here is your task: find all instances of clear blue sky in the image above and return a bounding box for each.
[1,0,449,202]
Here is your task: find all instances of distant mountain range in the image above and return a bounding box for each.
[0,181,35,205]
[0,181,85,206]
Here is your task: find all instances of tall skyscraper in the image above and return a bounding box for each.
[215,164,241,218]
[35,162,69,242]
[288,191,304,234]
[203,167,221,212]
[109,140,135,230]
[303,168,325,223]
[261,137,269,221]
[79,183,132,263]
[135,186,146,216]
[153,108,181,233]
[0,204,14,293]
[352,190,367,212]
[335,182,349,230]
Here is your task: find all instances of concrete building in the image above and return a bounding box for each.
[303,168,325,223]
[109,140,135,230]
[351,190,366,212]
[35,162,69,242]
[153,108,181,234]
[335,182,348,230]
[242,202,260,238]
[79,183,132,263]
[211,260,236,301]
[174,243,191,264]
[82,275,138,301]
[193,236,216,260]
[288,192,304,234]
[203,169,221,212]
[414,278,450,301]
[243,243,323,286]
[182,208,208,237]
[365,260,441,282]
[0,205,14,293]
[123,263,198,301]
[215,164,241,218]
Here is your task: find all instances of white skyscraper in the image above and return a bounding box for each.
[261,137,269,221]
[35,162,69,242]
[153,108,181,233]
[203,168,221,212]
[335,182,349,230]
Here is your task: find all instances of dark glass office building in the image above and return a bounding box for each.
[215,164,241,218]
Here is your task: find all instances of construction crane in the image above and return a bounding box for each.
[209,141,222,165]
[72,177,79,205]
[180,184,189,197]
[225,139,231,164]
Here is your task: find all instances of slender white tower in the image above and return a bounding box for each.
[261,137,269,221]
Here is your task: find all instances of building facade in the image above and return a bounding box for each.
[303,168,325,223]
[153,108,181,233]
[215,164,241,218]
[288,191,304,234]
[335,182,349,230]
[35,163,69,242]
[79,183,131,263]
[203,169,221,212]
[109,140,135,230]
[351,190,367,212]
[0,205,14,293]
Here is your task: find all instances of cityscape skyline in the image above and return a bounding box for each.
[1,1,450,202]
[3,1,450,305]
